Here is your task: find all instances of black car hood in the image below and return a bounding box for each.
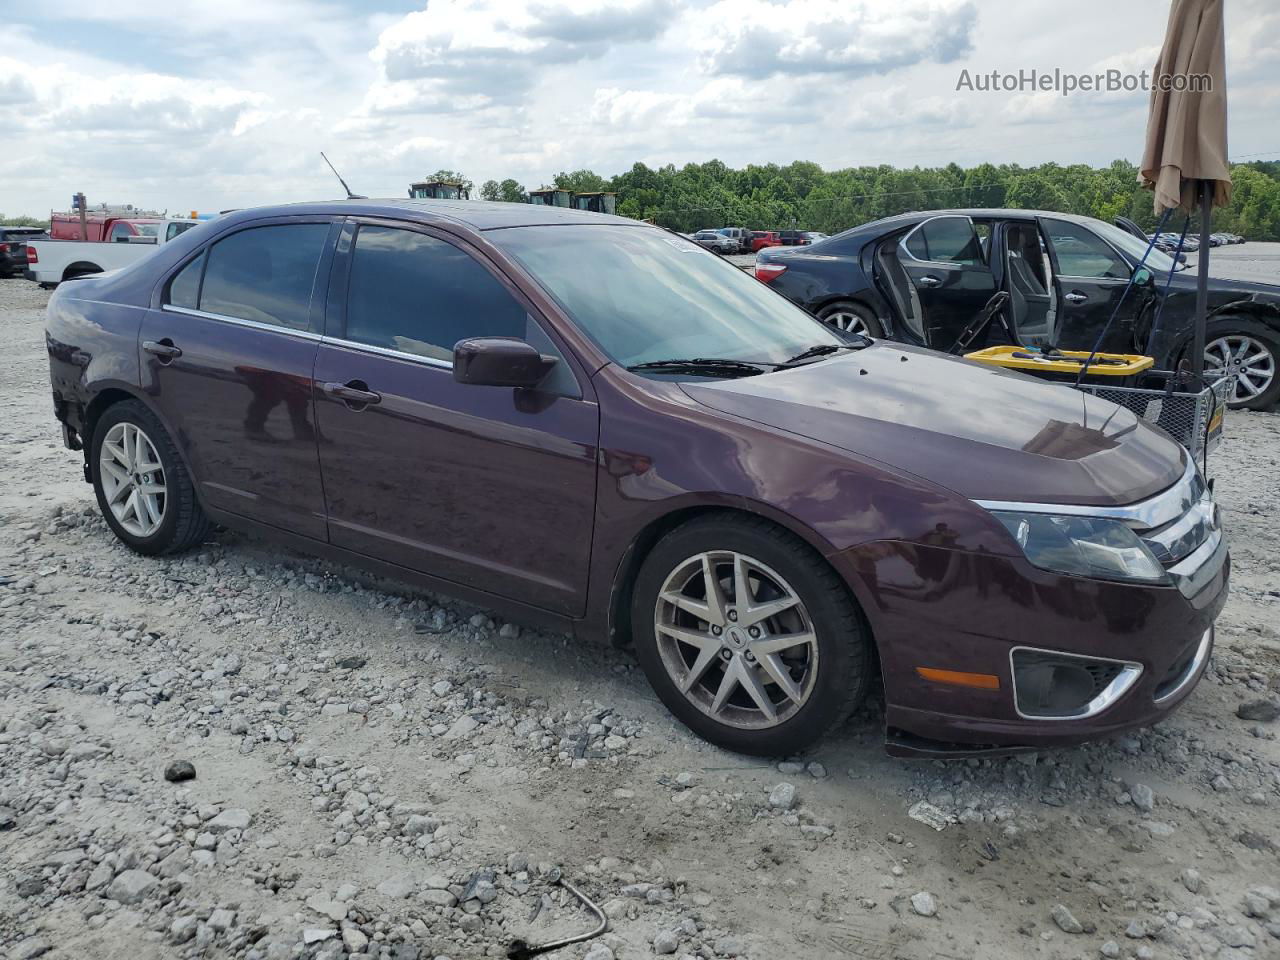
[681,343,1186,507]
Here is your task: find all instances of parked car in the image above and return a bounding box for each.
[716,227,751,253]
[750,231,781,252]
[777,230,810,246]
[0,226,47,278]
[692,230,739,254]
[25,218,202,285]
[756,208,1280,409]
[45,199,1227,757]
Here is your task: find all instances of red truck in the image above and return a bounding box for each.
[750,230,782,252]
[50,212,168,243]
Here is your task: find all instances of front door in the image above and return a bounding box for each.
[140,219,336,540]
[1040,216,1144,354]
[897,215,998,351]
[313,221,599,616]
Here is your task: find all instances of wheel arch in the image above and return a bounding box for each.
[602,501,874,654]
[81,386,202,498]
[63,261,103,281]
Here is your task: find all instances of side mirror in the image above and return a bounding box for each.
[1134,267,1153,286]
[453,337,557,389]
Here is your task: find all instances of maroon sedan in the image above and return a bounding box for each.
[44,200,1228,757]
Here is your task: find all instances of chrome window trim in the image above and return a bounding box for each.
[1153,628,1213,703]
[1008,646,1143,721]
[160,304,321,341]
[898,215,985,271]
[974,457,1200,531]
[319,336,453,370]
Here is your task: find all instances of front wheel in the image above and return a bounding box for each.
[1202,321,1280,410]
[631,515,872,756]
[90,400,213,555]
[816,301,884,339]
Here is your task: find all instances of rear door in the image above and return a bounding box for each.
[1039,217,1140,353]
[312,220,599,616]
[140,218,337,539]
[897,215,998,349]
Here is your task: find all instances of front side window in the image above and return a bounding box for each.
[1044,219,1129,280]
[344,226,528,363]
[198,224,329,331]
[903,217,985,266]
[490,224,843,369]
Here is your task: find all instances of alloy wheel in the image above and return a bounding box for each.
[654,551,818,730]
[99,422,167,537]
[823,311,870,337]
[1204,334,1275,403]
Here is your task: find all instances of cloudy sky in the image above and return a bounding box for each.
[1,0,1277,217]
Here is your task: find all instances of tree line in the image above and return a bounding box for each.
[476,159,1280,241]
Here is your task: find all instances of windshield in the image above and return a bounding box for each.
[490,225,843,369]
[131,223,160,237]
[1090,220,1182,273]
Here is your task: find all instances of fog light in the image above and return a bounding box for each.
[1010,648,1142,720]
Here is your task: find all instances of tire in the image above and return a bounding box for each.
[90,399,213,555]
[1201,319,1280,411]
[816,300,884,339]
[631,514,872,756]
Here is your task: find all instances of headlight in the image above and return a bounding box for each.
[992,511,1170,585]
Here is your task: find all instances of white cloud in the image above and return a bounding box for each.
[693,0,977,79]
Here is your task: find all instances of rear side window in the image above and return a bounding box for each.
[343,225,527,363]
[199,224,329,331]
[903,217,985,266]
[167,252,205,309]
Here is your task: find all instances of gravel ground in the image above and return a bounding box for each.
[2,276,1279,960]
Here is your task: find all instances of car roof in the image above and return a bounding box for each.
[817,207,1112,247]
[214,198,645,233]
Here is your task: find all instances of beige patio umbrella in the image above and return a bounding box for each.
[1139,0,1231,379]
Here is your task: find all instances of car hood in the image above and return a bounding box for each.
[680,343,1186,507]
[1167,270,1280,301]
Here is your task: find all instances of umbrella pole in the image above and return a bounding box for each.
[1192,178,1211,383]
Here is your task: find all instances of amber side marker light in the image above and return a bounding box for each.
[916,667,1001,690]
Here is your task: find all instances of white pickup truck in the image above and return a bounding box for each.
[24,219,201,286]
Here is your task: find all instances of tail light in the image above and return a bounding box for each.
[0,243,8,253]
[27,246,38,263]
[754,263,787,283]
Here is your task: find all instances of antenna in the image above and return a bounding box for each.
[320,152,366,200]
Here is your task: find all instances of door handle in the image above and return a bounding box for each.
[917,275,941,287]
[321,380,382,407]
[143,339,182,361]
[1064,292,1088,303]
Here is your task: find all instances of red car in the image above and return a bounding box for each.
[750,231,781,252]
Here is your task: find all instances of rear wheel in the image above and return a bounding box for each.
[631,514,872,755]
[816,300,883,339]
[90,400,213,555]
[1202,320,1280,410]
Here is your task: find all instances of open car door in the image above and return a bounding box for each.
[895,215,998,350]
[1038,216,1144,355]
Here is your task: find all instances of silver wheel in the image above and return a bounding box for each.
[1205,334,1275,403]
[654,551,818,730]
[822,310,871,336]
[99,422,167,538]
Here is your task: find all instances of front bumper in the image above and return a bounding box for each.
[831,536,1229,751]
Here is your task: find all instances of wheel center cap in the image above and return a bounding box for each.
[726,627,748,649]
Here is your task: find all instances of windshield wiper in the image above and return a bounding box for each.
[626,357,771,377]
[779,340,870,368]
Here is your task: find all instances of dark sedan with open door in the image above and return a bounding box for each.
[756,209,1280,409]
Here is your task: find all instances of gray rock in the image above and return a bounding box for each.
[1130,783,1155,812]
[12,938,52,960]
[0,806,15,830]
[1124,919,1147,939]
[910,892,937,917]
[164,759,197,783]
[106,869,157,905]
[85,861,114,891]
[1181,868,1202,894]
[1051,903,1084,934]
[342,926,369,953]
[1100,941,1120,958]
[653,928,680,954]
[715,935,745,955]
[1236,699,1280,722]
[170,916,199,943]
[15,875,44,897]
[583,945,614,960]
[206,808,252,832]
[768,782,796,810]
[420,889,458,908]
[377,875,416,898]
